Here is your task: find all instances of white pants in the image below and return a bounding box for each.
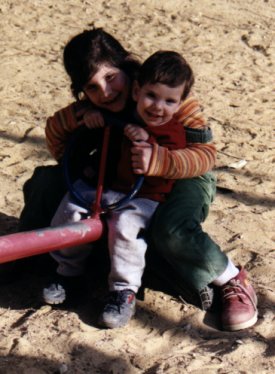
[51,179,158,293]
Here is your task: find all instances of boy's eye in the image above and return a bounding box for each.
[146,92,156,99]
[166,99,177,105]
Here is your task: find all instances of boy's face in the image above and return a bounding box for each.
[133,81,184,127]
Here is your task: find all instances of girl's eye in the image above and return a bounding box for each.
[86,84,97,92]
[106,74,115,82]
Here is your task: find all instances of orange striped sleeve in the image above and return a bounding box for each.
[45,102,79,161]
[174,94,207,129]
[147,94,217,179]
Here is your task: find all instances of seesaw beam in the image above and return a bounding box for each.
[0,216,104,264]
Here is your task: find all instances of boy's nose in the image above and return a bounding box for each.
[153,100,162,111]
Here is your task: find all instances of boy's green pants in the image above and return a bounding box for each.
[149,173,228,291]
[19,166,227,292]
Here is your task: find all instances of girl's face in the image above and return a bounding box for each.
[83,64,129,112]
[133,81,184,127]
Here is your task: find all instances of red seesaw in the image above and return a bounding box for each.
[0,217,104,264]
[0,125,112,265]
[0,113,145,265]
[0,123,144,265]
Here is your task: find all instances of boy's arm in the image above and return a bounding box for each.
[146,94,216,179]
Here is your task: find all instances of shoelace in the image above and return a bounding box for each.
[199,286,214,310]
[222,279,257,310]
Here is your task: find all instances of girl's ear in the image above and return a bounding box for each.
[132,80,141,102]
[78,91,87,100]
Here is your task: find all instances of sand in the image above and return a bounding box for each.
[0,0,274,373]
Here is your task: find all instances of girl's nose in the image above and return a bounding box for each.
[100,81,112,98]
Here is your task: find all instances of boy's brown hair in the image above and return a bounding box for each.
[137,51,194,100]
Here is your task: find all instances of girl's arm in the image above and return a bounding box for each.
[45,101,116,161]
[45,102,88,161]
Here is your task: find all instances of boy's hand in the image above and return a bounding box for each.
[124,124,149,142]
[131,141,153,174]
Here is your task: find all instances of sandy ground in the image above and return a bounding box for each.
[0,0,274,373]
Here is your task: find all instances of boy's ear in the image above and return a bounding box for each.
[132,80,140,102]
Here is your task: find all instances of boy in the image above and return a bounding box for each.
[44,51,195,328]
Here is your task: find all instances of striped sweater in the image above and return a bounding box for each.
[45,94,216,179]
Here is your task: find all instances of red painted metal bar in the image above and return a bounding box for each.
[92,126,110,213]
[0,215,104,264]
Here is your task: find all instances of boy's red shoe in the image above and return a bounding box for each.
[221,267,258,331]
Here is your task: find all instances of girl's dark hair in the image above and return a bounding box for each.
[137,51,194,100]
[63,28,140,99]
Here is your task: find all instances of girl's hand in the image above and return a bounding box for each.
[75,104,105,128]
[124,124,149,142]
[130,141,153,174]
[83,110,105,128]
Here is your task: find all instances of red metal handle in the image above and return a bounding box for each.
[0,216,104,264]
[92,126,110,213]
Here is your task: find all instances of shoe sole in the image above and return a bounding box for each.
[43,285,66,305]
[223,312,258,331]
[98,307,136,329]
[43,297,66,305]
